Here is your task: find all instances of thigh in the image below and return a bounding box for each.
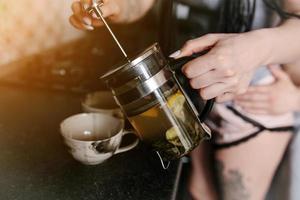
[214,131,292,200]
[189,142,217,200]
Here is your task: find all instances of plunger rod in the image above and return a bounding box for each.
[89,1,130,62]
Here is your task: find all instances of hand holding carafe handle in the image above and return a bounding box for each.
[168,50,215,122]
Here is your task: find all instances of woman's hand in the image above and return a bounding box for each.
[69,0,155,31]
[170,31,270,102]
[70,0,123,30]
[235,66,300,115]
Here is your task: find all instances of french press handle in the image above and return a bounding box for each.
[168,51,214,122]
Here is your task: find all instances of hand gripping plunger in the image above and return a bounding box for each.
[87,0,130,62]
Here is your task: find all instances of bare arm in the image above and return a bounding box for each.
[282,0,300,86]
[261,0,300,66]
[236,0,300,114]
[170,0,300,102]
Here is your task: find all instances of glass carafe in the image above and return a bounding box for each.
[101,43,214,162]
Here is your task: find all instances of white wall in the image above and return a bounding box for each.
[0,0,84,66]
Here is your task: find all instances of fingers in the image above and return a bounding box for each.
[69,15,83,30]
[183,64,250,100]
[235,86,270,110]
[69,15,93,30]
[190,74,244,100]
[189,71,216,89]
[235,100,269,109]
[200,82,233,100]
[235,100,270,115]
[246,86,269,94]
[71,0,109,30]
[236,92,270,102]
[175,33,255,101]
[216,93,235,103]
[71,1,95,30]
[182,54,215,79]
[189,70,225,88]
[268,65,289,81]
[69,14,95,30]
[235,88,271,114]
[178,34,226,58]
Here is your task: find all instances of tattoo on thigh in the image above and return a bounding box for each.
[215,159,250,200]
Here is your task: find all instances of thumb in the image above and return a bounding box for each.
[176,34,226,58]
[268,65,289,81]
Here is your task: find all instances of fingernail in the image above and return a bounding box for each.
[83,17,92,26]
[83,24,94,30]
[169,50,181,58]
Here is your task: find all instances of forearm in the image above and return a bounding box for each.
[257,0,300,66]
[262,18,300,66]
[117,0,156,23]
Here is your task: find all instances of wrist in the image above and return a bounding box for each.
[259,19,300,66]
[249,28,278,67]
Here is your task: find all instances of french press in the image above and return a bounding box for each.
[87,0,214,163]
[101,43,213,162]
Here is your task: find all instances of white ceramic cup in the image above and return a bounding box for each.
[60,113,139,165]
[81,91,122,118]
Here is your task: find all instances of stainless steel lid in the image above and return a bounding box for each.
[101,43,167,92]
[100,43,173,109]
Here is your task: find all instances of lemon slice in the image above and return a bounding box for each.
[166,126,182,146]
[167,91,185,119]
[140,107,159,118]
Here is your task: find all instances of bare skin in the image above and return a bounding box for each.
[190,130,292,200]
[173,0,300,102]
[190,64,300,199]
[215,131,292,200]
[189,143,218,200]
[235,66,300,115]
[175,17,300,102]
[188,1,300,198]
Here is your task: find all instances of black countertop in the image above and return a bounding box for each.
[0,86,183,200]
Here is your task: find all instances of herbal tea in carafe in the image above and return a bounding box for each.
[101,43,213,162]
[128,89,208,161]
